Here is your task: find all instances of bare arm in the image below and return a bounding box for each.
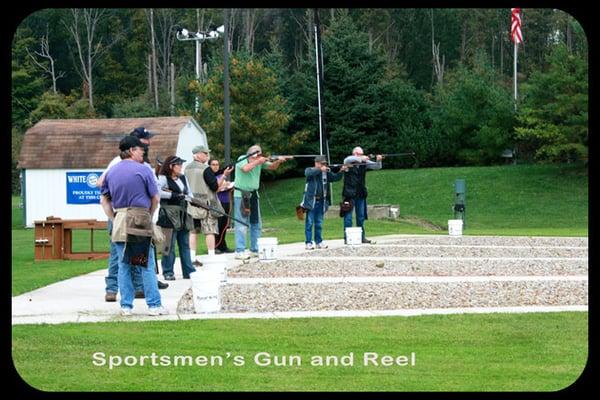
[241,157,268,173]
[149,194,159,217]
[267,156,292,170]
[100,195,114,220]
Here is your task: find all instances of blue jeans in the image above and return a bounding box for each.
[234,196,262,253]
[305,199,325,244]
[105,219,143,294]
[115,242,161,309]
[161,229,195,278]
[343,197,367,241]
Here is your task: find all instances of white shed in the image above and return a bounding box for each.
[18,116,209,227]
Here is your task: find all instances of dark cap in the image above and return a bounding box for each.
[130,127,156,140]
[119,135,144,151]
[315,155,328,164]
[168,156,186,165]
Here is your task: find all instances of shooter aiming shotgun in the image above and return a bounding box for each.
[329,152,417,170]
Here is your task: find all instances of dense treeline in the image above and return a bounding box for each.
[11,8,588,192]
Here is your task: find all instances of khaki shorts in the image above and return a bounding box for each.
[192,216,218,235]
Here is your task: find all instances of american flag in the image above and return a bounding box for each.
[511,8,523,44]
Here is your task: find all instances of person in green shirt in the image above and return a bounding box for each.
[233,145,290,260]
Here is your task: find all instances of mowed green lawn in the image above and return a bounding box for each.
[12,312,587,391]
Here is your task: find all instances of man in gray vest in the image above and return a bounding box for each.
[184,145,233,264]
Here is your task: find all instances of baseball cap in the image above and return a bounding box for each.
[130,127,156,140]
[119,136,144,151]
[168,156,186,165]
[315,155,328,163]
[192,145,210,154]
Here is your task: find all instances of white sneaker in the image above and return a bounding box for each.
[248,251,259,257]
[120,307,132,316]
[305,242,315,250]
[148,306,169,316]
[315,242,328,249]
[235,252,250,260]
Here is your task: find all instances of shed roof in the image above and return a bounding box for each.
[18,117,202,169]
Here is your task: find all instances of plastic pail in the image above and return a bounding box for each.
[200,255,228,284]
[448,219,463,236]
[257,237,278,262]
[190,269,221,313]
[345,227,363,245]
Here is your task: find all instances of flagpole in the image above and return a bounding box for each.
[514,42,518,111]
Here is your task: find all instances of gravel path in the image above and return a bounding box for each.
[309,245,587,259]
[373,236,588,247]
[219,280,587,312]
[228,258,588,278]
[178,235,588,314]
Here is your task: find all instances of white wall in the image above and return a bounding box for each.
[24,169,108,228]
[176,121,208,170]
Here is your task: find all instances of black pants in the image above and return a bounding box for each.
[216,202,230,250]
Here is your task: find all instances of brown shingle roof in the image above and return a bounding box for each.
[18,117,201,169]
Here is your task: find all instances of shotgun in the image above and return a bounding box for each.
[185,195,249,227]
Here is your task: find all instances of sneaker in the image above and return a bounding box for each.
[248,251,259,257]
[362,238,373,244]
[148,306,169,316]
[135,290,145,299]
[164,275,176,281]
[305,242,315,250]
[120,307,132,316]
[105,292,117,302]
[214,249,223,255]
[192,260,203,267]
[315,242,328,249]
[223,248,235,254]
[157,281,169,290]
[235,252,250,260]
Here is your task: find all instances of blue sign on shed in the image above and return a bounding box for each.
[66,172,103,204]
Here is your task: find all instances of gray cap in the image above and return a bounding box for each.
[192,145,210,154]
[315,155,328,164]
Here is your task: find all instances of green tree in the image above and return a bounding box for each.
[196,53,307,175]
[430,52,516,165]
[514,44,587,163]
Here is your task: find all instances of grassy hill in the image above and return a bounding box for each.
[259,162,588,237]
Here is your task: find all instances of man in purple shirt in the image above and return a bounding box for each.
[100,136,168,316]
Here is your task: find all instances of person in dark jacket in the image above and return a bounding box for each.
[300,155,347,250]
[156,155,195,280]
[341,147,382,244]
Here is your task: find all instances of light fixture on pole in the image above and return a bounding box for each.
[176,25,224,113]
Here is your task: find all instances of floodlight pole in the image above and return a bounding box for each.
[223,8,231,165]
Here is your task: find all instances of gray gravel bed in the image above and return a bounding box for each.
[310,245,587,259]
[227,259,588,278]
[373,236,587,247]
[219,281,588,313]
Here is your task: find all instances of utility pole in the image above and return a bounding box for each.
[223,8,231,165]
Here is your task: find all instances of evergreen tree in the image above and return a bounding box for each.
[514,44,587,163]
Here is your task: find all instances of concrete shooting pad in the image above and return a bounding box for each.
[12,234,588,325]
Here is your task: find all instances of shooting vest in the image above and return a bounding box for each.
[342,165,368,199]
[184,160,224,219]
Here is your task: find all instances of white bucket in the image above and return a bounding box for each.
[200,255,228,284]
[257,237,278,262]
[190,269,221,313]
[345,227,363,245]
[448,219,463,236]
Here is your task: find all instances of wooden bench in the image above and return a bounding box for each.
[34,217,109,261]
